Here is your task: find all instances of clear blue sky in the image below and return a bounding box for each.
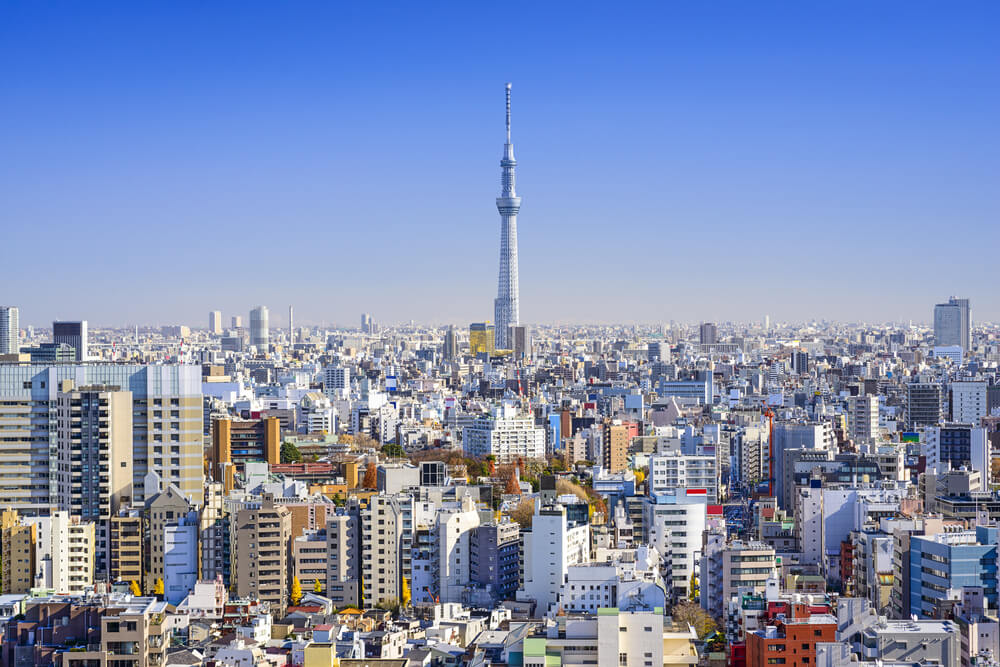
[2,2,997,327]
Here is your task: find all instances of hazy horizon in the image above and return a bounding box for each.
[3,2,998,325]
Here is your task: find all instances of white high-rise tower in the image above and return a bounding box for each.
[494,82,521,351]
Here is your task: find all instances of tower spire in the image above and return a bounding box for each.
[506,82,512,143]
[494,82,521,351]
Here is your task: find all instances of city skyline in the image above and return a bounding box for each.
[3,2,998,325]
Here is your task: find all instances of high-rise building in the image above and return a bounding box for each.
[511,325,530,360]
[493,83,521,351]
[0,306,19,355]
[288,305,294,344]
[234,498,292,617]
[935,296,971,352]
[443,325,457,360]
[847,394,879,445]
[231,315,242,329]
[470,519,520,603]
[208,310,222,334]
[249,306,269,349]
[907,382,945,429]
[29,511,95,595]
[603,422,631,473]
[469,322,495,357]
[54,381,133,574]
[951,380,988,424]
[53,320,88,361]
[0,364,204,515]
[326,509,361,608]
[699,322,718,345]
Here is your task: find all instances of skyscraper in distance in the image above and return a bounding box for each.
[0,306,18,355]
[208,310,222,335]
[493,82,521,351]
[934,296,971,352]
[53,320,88,361]
[249,306,269,350]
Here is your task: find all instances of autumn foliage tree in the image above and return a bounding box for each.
[291,576,303,606]
[510,497,535,528]
[672,601,717,639]
[362,464,377,489]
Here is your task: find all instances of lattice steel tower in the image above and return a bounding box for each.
[494,82,521,350]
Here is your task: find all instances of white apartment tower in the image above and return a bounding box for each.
[0,306,19,355]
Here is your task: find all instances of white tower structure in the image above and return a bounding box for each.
[494,82,521,350]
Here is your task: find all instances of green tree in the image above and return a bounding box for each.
[381,443,406,458]
[280,441,303,463]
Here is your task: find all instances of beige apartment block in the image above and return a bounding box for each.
[234,498,292,617]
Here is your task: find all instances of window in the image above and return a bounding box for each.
[620,653,628,666]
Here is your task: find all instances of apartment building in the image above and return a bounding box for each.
[109,510,143,589]
[233,498,292,617]
[0,364,204,516]
[54,382,133,574]
[292,529,329,593]
[1,508,36,594]
[326,510,361,608]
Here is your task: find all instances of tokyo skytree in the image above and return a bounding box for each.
[494,82,521,350]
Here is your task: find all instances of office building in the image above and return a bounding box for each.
[512,325,530,360]
[0,306,18,355]
[908,525,998,619]
[951,380,988,424]
[925,424,990,475]
[208,310,222,334]
[699,322,718,345]
[469,322,495,357]
[493,83,521,351]
[934,296,971,352]
[249,306,269,350]
[443,325,457,360]
[907,382,945,429]
[234,498,292,617]
[53,320,88,361]
[0,364,204,515]
[231,315,242,328]
[23,342,76,362]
